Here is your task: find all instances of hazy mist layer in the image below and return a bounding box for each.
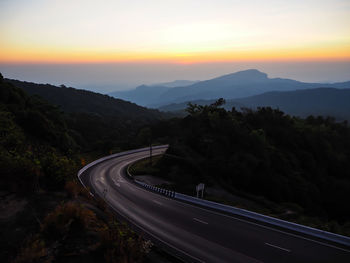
[1,61,349,93]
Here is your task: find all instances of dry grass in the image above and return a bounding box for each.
[64,180,92,200]
[41,202,98,240]
[13,238,50,263]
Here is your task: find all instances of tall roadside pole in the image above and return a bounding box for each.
[149,131,152,167]
[150,142,152,166]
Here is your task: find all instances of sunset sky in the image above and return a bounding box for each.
[0,0,349,91]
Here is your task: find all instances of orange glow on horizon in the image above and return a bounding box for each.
[1,41,349,64]
[1,47,349,64]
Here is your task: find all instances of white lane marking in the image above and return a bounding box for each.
[112,177,121,187]
[113,153,350,253]
[101,199,206,263]
[128,171,350,253]
[265,242,291,252]
[193,218,209,225]
[153,200,163,206]
[92,150,349,255]
[168,197,350,253]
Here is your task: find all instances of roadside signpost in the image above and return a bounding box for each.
[196,183,205,198]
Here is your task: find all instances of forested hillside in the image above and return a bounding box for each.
[148,99,350,234]
[2,72,350,262]
[0,74,154,263]
[5,78,166,153]
[0,74,78,192]
[6,79,162,120]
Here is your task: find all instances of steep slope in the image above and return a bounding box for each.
[0,75,149,263]
[6,79,162,121]
[4,77,169,153]
[0,76,76,153]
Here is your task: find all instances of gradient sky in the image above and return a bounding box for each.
[0,0,349,91]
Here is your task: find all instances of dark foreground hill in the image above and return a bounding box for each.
[159,87,350,122]
[5,78,167,152]
[6,79,162,121]
[149,101,350,235]
[0,74,150,263]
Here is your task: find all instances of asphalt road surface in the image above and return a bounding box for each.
[80,147,350,263]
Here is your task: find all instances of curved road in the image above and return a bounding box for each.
[79,147,350,263]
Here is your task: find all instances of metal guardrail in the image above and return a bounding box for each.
[132,174,350,247]
[172,193,350,247]
[78,145,350,248]
[135,180,176,198]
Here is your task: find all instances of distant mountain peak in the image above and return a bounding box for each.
[150,79,199,88]
[217,69,268,81]
[109,69,350,107]
[135,84,148,90]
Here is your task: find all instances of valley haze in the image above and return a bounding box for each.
[109,69,350,107]
[1,61,349,94]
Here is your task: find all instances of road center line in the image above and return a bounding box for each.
[170,197,350,253]
[265,242,291,252]
[153,200,163,206]
[193,218,209,225]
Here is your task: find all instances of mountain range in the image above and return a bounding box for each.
[5,70,350,123]
[159,87,350,122]
[109,69,350,107]
[109,80,198,106]
[150,79,199,88]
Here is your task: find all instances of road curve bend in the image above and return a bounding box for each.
[79,146,350,263]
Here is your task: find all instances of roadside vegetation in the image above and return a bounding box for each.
[2,72,350,262]
[14,182,149,263]
[132,99,350,236]
[0,74,158,263]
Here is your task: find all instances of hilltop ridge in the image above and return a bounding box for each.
[109,69,350,107]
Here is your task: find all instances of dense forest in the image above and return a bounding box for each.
[0,74,160,263]
[6,79,162,119]
[0,75,77,192]
[5,78,166,153]
[2,73,350,262]
[143,99,350,234]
